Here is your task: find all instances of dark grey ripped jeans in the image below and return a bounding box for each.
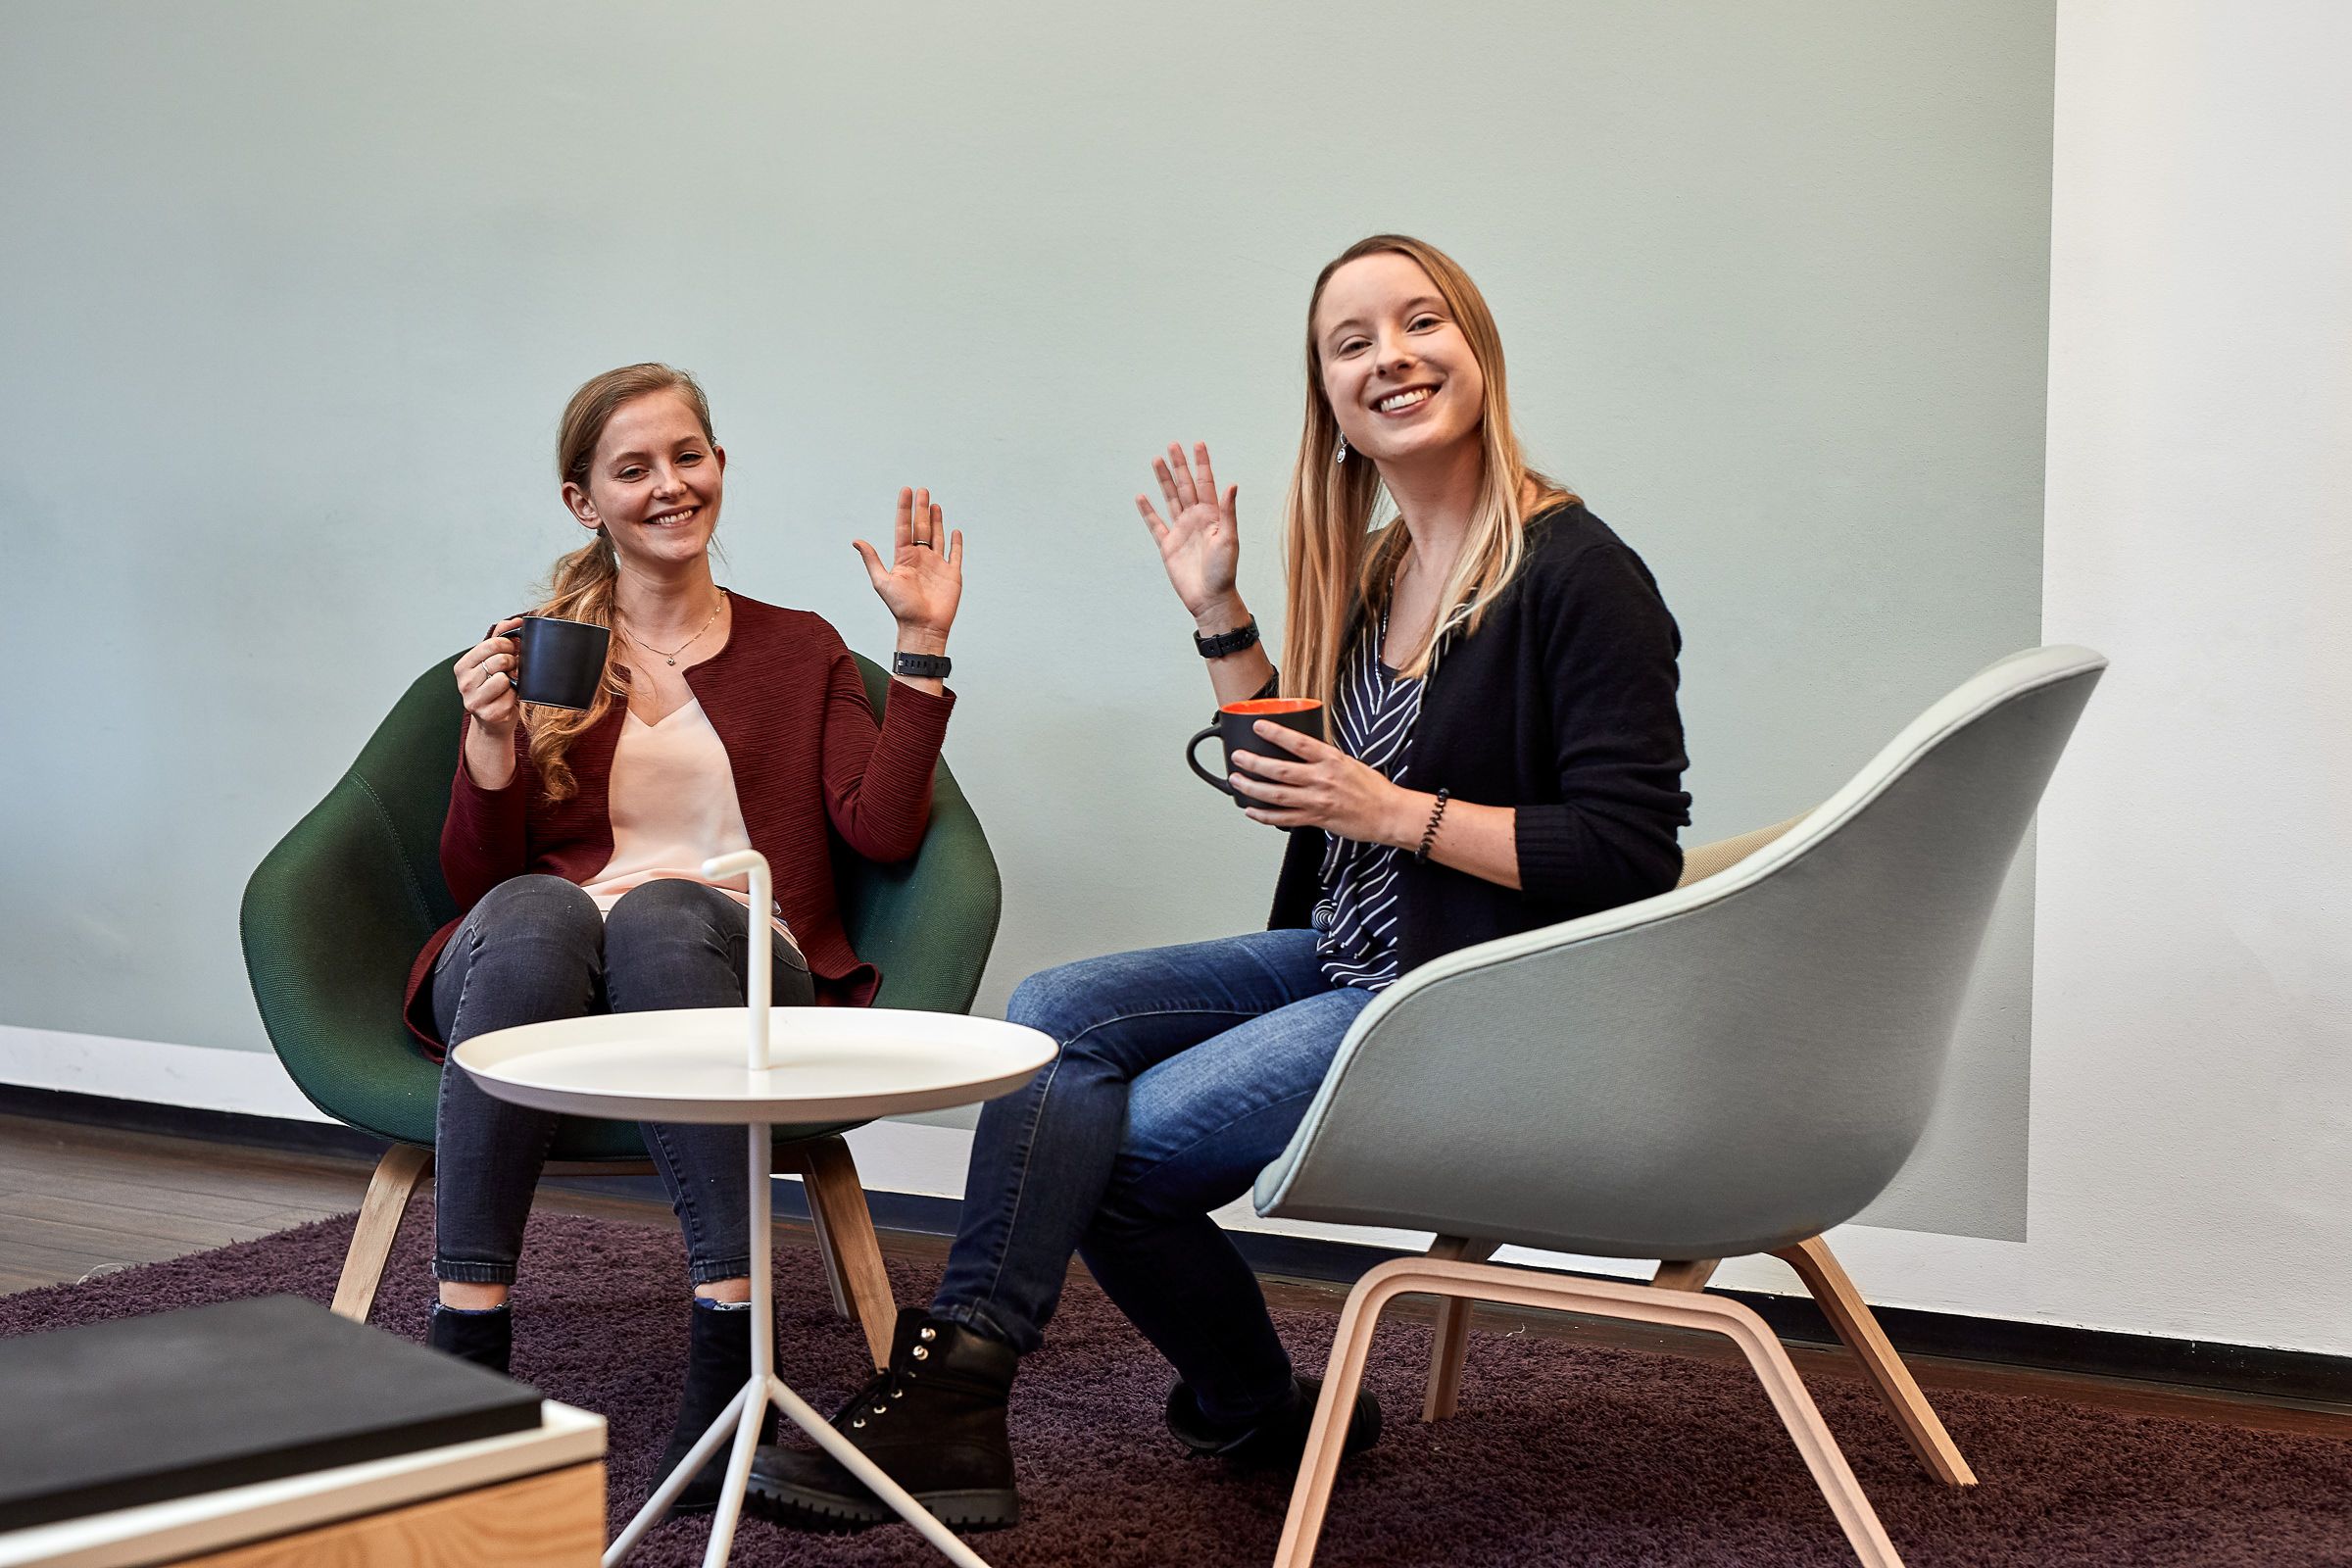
[430,874,812,1286]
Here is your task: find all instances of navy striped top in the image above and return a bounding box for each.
[1312,603,1458,990]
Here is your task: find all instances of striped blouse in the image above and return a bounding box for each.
[1312,608,1436,991]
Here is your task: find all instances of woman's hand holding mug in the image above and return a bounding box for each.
[1231,721,1422,847]
[856,486,964,651]
[455,616,525,729]
[1137,442,1243,630]
[453,615,525,789]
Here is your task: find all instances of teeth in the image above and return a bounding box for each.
[649,508,695,524]
[1377,388,1433,413]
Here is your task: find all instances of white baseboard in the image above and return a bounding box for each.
[0,1026,334,1123]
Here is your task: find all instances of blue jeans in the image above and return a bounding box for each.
[430,875,812,1287]
[931,928,1374,1422]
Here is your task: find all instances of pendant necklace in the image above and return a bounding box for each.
[633,592,724,667]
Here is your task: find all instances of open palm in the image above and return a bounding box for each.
[1136,442,1240,618]
[856,486,964,636]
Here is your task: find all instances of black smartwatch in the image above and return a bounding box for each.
[892,651,953,680]
[1193,618,1261,659]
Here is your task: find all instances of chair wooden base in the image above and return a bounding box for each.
[329,1143,432,1321]
[783,1137,900,1368]
[1650,1256,1722,1292]
[327,1136,900,1367]
[1770,1236,1976,1487]
[1284,1255,1906,1568]
[1419,1237,1498,1421]
[1417,1237,1973,1485]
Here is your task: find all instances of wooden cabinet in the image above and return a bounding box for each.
[174,1463,602,1568]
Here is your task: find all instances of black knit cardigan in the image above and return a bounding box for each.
[1267,502,1692,969]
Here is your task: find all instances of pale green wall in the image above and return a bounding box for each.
[0,1,2053,1237]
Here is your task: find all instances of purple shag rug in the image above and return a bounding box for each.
[4,1209,2348,1566]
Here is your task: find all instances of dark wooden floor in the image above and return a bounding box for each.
[5,1110,2348,1442]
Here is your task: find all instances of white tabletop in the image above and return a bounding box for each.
[452,1007,1055,1124]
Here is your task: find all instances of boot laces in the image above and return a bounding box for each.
[846,1325,934,1431]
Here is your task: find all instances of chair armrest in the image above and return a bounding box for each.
[240,773,447,1145]
[835,653,1003,1015]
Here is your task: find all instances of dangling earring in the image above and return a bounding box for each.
[1334,433,1349,466]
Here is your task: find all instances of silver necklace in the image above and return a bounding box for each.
[631,593,724,666]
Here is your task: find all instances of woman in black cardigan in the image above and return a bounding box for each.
[750,234,1690,1533]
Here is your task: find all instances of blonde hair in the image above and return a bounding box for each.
[525,363,715,802]
[1279,234,1573,715]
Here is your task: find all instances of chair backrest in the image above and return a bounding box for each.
[1253,646,2104,1260]
[240,651,1001,1149]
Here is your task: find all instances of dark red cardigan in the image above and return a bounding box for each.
[402,592,954,1057]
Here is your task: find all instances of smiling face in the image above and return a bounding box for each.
[1311,251,1488,470]
[562,390,725,571]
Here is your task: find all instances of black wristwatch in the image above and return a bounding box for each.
[1193,617,1261,660]
[892,651,953,680]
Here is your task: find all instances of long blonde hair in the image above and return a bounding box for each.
[1280,235,1572,714]
[526,363,715,803]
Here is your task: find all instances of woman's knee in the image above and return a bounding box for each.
[604,876,724,946]
[466,875,603,953]
[1006,954,1146,1049]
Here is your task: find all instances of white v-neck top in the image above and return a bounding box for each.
[582,699,797,948]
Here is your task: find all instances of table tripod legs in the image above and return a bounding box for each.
[604,1384,749,1565]
[602,1121,998,1568]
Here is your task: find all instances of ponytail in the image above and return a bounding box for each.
[521,532,625,803]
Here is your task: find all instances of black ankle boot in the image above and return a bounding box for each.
[654,1300,778,1514]
[746,1308,1018,1534]
[426,1302,513,1376]
[1164,1375,1383,1470]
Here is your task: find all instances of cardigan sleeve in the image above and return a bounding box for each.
[1511,542,1690,909]
[818,642,954,862]
[438,714,530,912]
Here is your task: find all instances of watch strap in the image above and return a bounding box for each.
[892,651,953,680]
[1193,618,1261,660]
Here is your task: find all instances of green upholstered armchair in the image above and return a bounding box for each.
[240,650,1000,1365]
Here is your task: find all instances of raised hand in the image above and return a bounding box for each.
[1136,442,1241,622]
[855,486,964,640]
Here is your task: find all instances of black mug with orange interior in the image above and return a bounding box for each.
[1186,698,1326,808]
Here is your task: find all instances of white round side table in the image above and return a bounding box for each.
[453,854,1054,1568]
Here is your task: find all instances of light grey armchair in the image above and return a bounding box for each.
[1253,645,2105,1568]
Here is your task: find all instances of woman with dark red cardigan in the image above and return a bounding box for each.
[412,363,968,1512]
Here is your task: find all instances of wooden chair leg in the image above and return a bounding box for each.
[1274,1251,1396,1568]
[792,1137,898,1370]
[330,1144,432,1324]
[1421,1237,1498,1422]
[777,1147,854,1321]
[1774,1236,1977,1488]
[1277,1256,1905,1568]
[1652,1257,1721,1292]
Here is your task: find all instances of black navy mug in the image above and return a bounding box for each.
[513,614,610,710]
[1186,698,1326,808]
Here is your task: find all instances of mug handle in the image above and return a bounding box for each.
[1186,724,1236,797]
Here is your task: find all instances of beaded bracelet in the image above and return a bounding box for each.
[1415,788,1451,862]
